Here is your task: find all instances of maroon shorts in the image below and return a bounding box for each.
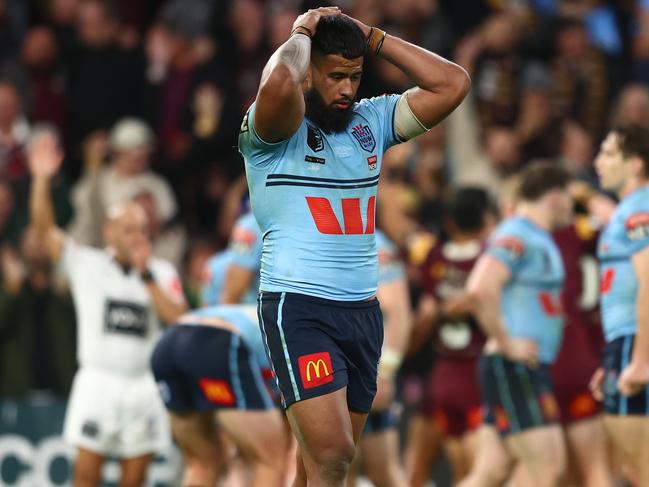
[551,321,601,424]
[422,357,483,438]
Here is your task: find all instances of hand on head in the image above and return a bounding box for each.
[292,6,341,36]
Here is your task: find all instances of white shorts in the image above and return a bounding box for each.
[63,367,170,458]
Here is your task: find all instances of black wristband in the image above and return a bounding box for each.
[140,268,154,283]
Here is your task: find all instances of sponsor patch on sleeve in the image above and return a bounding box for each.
[231,227,256,256]
[490,236,526,260]
[625,212,649,241]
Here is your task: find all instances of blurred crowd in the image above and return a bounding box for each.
[0,0,647,407]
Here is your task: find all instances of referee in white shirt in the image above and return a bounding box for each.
[27,127,187,487]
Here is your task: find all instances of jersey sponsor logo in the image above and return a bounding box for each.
[81,420,99,438]
[625,212,649,241]
[306,196,376,235]
[568,391,598,420]
[240,111,249,133]
[305,155,325,164]
[467,406,483,430]
[537,292,562,316]
[600,268,615,295]
[104,300,149,337]
[298,352,334,389]
[351,124,376,152]
[367,155,377,170]
[231,227,256,255]
[492,405,510,432]
[199,378,236,405]
[439,322,472,349]
[307,124,324,152]
[491,236,525,260]
[539,393,560,422]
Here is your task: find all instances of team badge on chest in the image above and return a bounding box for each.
[351,124,376,152]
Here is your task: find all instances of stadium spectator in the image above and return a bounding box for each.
[20,27,67,135]
[0,80,27,180]
[0,227,76,399]
[0,177,20,246]
[610,83,649,129]
[66,0,144,158]
[551,18,608,137]
[69,117,178,250]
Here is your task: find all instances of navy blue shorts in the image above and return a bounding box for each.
[480,354,560,436]
[258,292,383,413]
[363,408,398,436]
[602,335,649,415]
[151,324,274,412]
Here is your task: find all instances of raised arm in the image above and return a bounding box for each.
[254,7,341,143]
[28,132,66,262]
[347,16,470,133]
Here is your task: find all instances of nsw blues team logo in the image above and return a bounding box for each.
[351,124,376,152]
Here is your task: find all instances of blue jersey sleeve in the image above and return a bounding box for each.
[623,211,649,255]
[355,94,403,150]
[238,103,289,168]
[228,213,263,270]
[485,231,527,274]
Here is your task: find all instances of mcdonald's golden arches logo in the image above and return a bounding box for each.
[298,352,334,389]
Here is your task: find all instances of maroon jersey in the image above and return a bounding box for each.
[420,240,485,359]
[551,217,603,422]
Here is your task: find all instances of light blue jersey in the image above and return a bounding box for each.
[598,186,649,342]
[486,217,565,363]
[192,305,269,369]
[201,250,232,306]
[201,213,263,306]
[239,95,403,300]
[376,230,404,285]
[228,212,263,303]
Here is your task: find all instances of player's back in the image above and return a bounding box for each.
[239,95,402,301]
[192,305,269,369]
[486,216,565,364]
[598,186,649,342]
[420,238,485,359]
[201,213,263,306]
[201,250,233,306]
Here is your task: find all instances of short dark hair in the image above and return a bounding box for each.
[446,187,491,233]
[519,161,571,202]
[312,16,366,59]
[612,124,649,176]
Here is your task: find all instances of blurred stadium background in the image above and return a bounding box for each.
[0,0,646,485]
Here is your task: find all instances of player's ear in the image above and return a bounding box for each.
[631,156,645,179]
